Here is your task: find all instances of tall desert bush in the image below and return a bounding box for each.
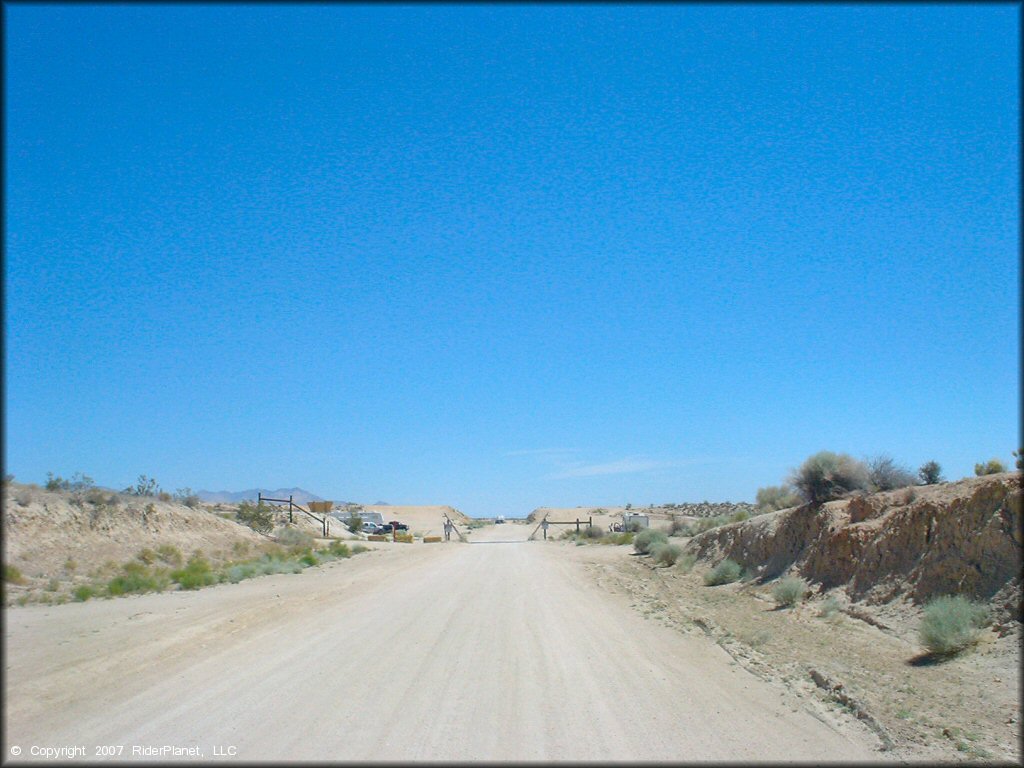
[772,577,808,607]
[919,595,989,655]
[918,461,943,485]
[703,559,742,586]
[756,485,801,512]
[651,542,681,566]
[974,458,1006,476]
[633,529,668,554]
[789,451,870,504]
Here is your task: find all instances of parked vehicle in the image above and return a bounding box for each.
[495,515,505,524]
[378,524,394,534]
[388,521,409,531]
[361,522,381,533]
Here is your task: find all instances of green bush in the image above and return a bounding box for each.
[73,585,96,602]
[729,509,750,524]
[790,451,870,504]
[351,544,369,554]
[633,529,668,554]
[107,561,168,596]
[703,559,742,586]
[755,485,802,512]
[328,540,351,558]
[918,461,943,485]
[651,542,682,566]
[582,525,604,539]
[346,510,363,533]
[772,576,808,607]
[299,551,318,567]
[919,595,989,655]
[237,501,275,534]
[974,459,1006,476]
[171,554,218,590]
[4,564,26,584]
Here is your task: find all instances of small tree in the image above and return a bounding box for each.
[1013,449,1023,470]
[346,510,363,533]
[236,500,274,534]
[866,454,916,492]
[789,451,870,504]
[129,475,160,497]
[974,458,1006,476]
[918,461,943,485]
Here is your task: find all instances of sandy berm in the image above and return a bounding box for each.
[3,522,884,762]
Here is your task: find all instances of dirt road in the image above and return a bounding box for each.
[4,523,885,762]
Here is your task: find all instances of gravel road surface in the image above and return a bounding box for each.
[4,524,883,762]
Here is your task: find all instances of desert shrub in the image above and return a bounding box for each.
[346,510,363,533]
[64,558,77,573]
[729,509,750,524]
[73,585,96,602]
[107,561,168,596]
[299,551,318,567]
[633,529,668,554]
[328,541,351,558]
[703,559,742,586]
[351,544,368,555]
[898,487,917,504]
[45,472,70,491]
[4,565,26,584]
[157,491,173,502]
[174,488,201,508]
[226,563,257,583]
[171,553,218,590]
[127,475,161,497]
[756,485,802,512]
[625,519,646,533]
[918,461,943,485]
[236,501,274,534]
[582,525,604,539]
[818,595,842,618]
[277,526,315,550]
[652,542,682,566]
[669,519,692,536]
[866,454,917,491]
[15,489,32,506]
[772,577,808,607]
[1014,449,1023,470]
[84,487,108,505]
[974,458,1006,476]
[676,553,697,573]
[137,548,157,565]
[919,595,989,655]
[45,578,61,592]
[155,544,183,567]
[789,451,870,504]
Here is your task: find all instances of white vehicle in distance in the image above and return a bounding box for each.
[495,515,505,524]
[361,521,382,534]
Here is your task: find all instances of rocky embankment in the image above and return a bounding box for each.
[684,472,1022,624]
[662,501,757,519]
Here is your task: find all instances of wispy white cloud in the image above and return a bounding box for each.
[504,448,579,458]
[547,457,677,480]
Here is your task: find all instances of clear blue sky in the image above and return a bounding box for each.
[4,4,1019,517]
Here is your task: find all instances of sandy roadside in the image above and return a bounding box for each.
[4,525,884,762]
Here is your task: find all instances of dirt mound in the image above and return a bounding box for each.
[684,473,1021,616]
[3,483,267,580]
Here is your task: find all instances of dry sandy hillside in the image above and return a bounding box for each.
[3,483,269,585]
[559,471,1021,762]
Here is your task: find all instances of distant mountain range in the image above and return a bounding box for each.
[196,487,328,505]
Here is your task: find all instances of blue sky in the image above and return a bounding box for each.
[4,4,1019,517]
